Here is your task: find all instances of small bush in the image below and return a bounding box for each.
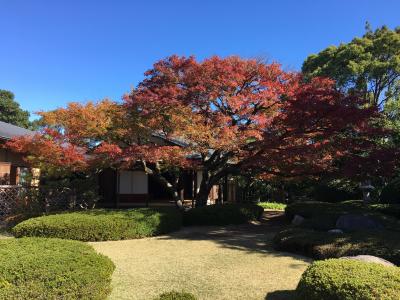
[296,259,400,300]
[0,238,115,299]
[381,178,400,204]
[274,228,400,265]
[13,207,182,241]
[312,184,360,203]
[284,200,364,220]
[155,291,197,300]
[258,202,287,210]
[183,203,263,226]
[370,203,400,219]
[284,200,400,231]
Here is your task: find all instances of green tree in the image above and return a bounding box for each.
[302,24,400,108]
[0,89,30,128]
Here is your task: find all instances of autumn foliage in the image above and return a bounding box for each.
[6,55,393,206]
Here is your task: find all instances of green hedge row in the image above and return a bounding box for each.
[0,238,115,300]
[274,228,400,265]
[284,200,400,231]
[13,207,182,241]
[183,203,264,226]
[297,259,400,300]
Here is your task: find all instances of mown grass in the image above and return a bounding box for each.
[258,202,287,211]
[92,225,310,300]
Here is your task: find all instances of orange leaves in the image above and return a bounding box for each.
[5,54,385,182]
[6,133,87,172]
[38,99,124,145]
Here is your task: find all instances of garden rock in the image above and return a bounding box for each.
[292,215,305,226]
[340,255,396,267]
[328,229,343,234]
[336,214,383,231]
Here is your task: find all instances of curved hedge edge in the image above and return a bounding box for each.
[183,203,264,226]
[0,237,115,299]
[12,207,182,241]
[296,259,400,300]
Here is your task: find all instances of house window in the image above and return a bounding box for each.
[119,171,148,194]
[0,162,11,185]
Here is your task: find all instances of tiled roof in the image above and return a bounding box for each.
[0,121,34,140]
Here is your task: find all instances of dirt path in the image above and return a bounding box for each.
[91,211,310,300]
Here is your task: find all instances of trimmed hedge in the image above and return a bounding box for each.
[296,259,400,300]
[155,291,197,300]
[13,207,182,241]
[183,203,264,226]
[285,200,400,231]
[0,238,115,299]
[285,200,364,220]
[274,228,400,265]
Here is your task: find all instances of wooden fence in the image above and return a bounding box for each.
[0,185,26,220]
[0,185,77,221]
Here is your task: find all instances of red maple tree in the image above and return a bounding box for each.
[6,55,390,207]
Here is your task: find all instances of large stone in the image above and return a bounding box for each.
[291,214,305,226]
[340,255,396,267]
[336,214,383,231]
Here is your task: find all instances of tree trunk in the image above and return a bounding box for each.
[142,161,183,209]
[195,170,214,207]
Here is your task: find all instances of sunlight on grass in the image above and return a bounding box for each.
[258,202,287,211]
[91,226,309,300]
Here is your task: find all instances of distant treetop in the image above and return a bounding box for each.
[0,89,31,129]
[302,25,400,108]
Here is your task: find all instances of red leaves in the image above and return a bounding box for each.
[6,133,87,172]
[5,55,393,182]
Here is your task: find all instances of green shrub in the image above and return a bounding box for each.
[274,228,400,265]
[155,291,197,300]
[0,238,115,299]
[312,184,360,203]
[284,200,364,220]
[381,177,400,204]
[370,203,400,219]
[13,207,182,241]
[296,259,400,300]
[258,202,287,210]
[284,200,400,231]
[183,203,263,226]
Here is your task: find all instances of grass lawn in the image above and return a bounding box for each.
[258,202,287,211]
[91,212,310,300]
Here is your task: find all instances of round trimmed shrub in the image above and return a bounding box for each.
[183,203,263,226]
[155,291,197,300]
[381,178,400,204]
[0,238,115,299]
[13,207,182,241]
[296,259,400,300]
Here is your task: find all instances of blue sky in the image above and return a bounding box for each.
[1,0,399,118]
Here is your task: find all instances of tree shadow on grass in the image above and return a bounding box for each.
[265,290,297,300]
[158,211,311,266]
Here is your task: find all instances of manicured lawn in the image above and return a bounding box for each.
[91,216,310,300]
[258,202,287,211]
